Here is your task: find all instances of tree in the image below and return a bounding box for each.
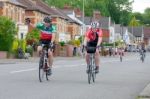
[129,16,140,26]
[143,8,150,26]
[132,12,144,23]
[44,0,132,25]
[0,16,16,51]
[106,0,133,25]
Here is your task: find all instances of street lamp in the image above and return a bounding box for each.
[82,0,85,45]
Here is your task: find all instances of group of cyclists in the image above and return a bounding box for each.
[26,15,147,77]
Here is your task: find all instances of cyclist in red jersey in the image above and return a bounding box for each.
[83,21,103,73]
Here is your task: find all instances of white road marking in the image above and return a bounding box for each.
[10,68,37,74]
[9,57,137,74]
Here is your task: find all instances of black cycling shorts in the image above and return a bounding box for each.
[39,40,52,49]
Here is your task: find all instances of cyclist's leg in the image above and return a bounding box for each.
[48,49,53,68]
[85,52,90,73]
[85,52,90,64]
[95,49,100,73]
[37,46,42,56]
[37,40,43,56]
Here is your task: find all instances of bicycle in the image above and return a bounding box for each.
[39,43,52,82]
[86,46,97,84]
[140,50,145,63]
[119,52,123,62]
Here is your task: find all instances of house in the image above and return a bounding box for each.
[0,0,26,25]
[128,26,143,44]
[144,27,150,46]
[61,9,83,39]
[78,11,115,43]
[99,17,115,43]
[17,0,49,31]
[114,24,122,41]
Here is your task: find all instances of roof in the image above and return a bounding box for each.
[99,17,109,29]
[17,0,48,14]
[128,26,143,37]
[34,1,71,20]
[78,17,92,25]
[61,9,74,15]
[78,16,110,29]
[1,0,26,8]
[0,2,4,8]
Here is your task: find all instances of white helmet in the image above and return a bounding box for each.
[90,21,99,28]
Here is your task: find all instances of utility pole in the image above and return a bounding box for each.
[82,0,85,45]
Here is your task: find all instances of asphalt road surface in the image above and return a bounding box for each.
[0,53,150,99]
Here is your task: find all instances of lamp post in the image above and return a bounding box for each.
[82,0,85,45]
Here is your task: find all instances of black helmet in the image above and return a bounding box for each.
[43,16,52,23]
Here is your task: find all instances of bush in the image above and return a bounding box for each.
[26,28,40,45]
[59,41,65,46]
[74,40,81,47]
[0,16,16,51]
[18,39,26,53]
[67,39,81,47]
[26,45,33,56]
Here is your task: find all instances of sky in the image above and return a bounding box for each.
[132,0,150,13]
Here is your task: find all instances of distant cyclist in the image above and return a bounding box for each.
[83,21,103,73]
[26,16,56,75]
[139,42,146,57]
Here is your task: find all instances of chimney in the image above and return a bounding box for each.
[93,10,101,20]
[74,8,83,18]
[64,4,72,10]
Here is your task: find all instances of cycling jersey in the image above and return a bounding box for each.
[85,28,102,47]
[36,23,56,40]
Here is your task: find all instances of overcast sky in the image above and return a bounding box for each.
[132,0,150,13]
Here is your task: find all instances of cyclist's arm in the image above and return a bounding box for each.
[97,29,103,46]
[97,37,102,46]
[83,29,90,46]
[83,36,87,46]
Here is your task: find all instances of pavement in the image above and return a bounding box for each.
[0,52,150,99]
[137,84,150,99]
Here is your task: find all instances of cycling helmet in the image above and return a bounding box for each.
[43,16,52,23]
[90,21,99,28]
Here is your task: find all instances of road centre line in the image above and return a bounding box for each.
[9,58,137,74]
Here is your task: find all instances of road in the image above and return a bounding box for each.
[0,53,150,99]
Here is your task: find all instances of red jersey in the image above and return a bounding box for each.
[85,28,102,41]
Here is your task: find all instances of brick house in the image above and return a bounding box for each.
[32,0,70,42]
[17,0,49,32]
[0,0,26,25]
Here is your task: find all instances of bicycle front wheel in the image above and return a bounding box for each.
[141,56,144,62]
[88,70,92,84]
[92,72,96,83]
